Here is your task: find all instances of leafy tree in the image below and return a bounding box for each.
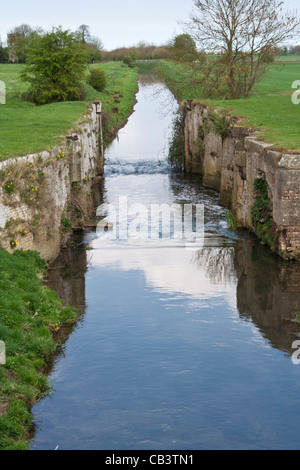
[171,34,198,63]
[181,0,300,99]
[20,27,88,105]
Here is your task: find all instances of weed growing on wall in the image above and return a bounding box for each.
[251,178,279,249]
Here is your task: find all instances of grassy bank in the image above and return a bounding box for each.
[157,59,300,152]
[0,62,138,159]
[85,62,139,145]
[0,249,78,450]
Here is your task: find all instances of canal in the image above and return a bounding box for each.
[30,73,300,450]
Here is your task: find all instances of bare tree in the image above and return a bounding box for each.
[182,0,300,99]
[7,24,33,62]
[77,24,91,44]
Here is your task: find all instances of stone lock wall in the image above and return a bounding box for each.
[183,100,300,261]
[0,102,104,261]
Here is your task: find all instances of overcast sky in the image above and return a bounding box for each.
[0,0,299,50]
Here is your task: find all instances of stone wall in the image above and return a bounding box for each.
[183,100,300,261]
[0,102,104,261]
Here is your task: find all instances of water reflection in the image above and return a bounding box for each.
[235,240,300,356]
[30,74,300,450]
[46,226,300,362]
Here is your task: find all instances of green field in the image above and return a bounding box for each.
[157,59,300,152]
[0,249,78,450]
[0,62,138,159]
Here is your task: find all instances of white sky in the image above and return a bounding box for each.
[0,0,299,50]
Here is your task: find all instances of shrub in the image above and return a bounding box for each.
[123,55,136,69]
[20,27,88,105]
[87,67,106,92]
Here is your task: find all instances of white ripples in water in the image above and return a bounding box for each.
[104,158,171,176]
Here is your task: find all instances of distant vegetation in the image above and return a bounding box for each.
[101,41,172,62]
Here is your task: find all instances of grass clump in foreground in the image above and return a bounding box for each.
[0,249,78,450]
[157,59,300,152]
[0,62,138,159]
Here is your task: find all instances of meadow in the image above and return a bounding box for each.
[0,62,138,159]
[157,58,300,152]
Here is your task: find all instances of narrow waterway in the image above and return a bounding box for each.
[30,74,300,450]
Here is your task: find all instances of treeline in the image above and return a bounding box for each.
[0,23,103,64]
[102,42,172,61]
[280,45,300,55]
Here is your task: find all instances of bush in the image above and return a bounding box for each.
[20,27,88,105]
[123,54,136,68]
[87,67,106,92]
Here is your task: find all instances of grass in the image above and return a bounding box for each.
[87,62,138,140]
[157,59,300,152]
[0,249,78,450]
[0,62,138,159]
[86,62,139,144]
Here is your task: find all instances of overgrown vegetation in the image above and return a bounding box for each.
[251,178,270,226]
[0,249,78,450]
[251,178,278,249]
[168,110,185,170]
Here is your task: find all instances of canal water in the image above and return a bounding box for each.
[30,75,300,450]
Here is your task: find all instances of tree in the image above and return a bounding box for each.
[171,34,198,63]
[85,36,104,63]
[20,27,88,105]
[77,24,91,44]
[7,24,34,63]
[182,0,300,99]
[76,25,104,63]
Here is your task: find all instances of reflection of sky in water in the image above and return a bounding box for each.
[90,241,237,309]
[30,76,300,452]
[105,83,176,162]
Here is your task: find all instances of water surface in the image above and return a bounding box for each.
[30,76,300,450]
